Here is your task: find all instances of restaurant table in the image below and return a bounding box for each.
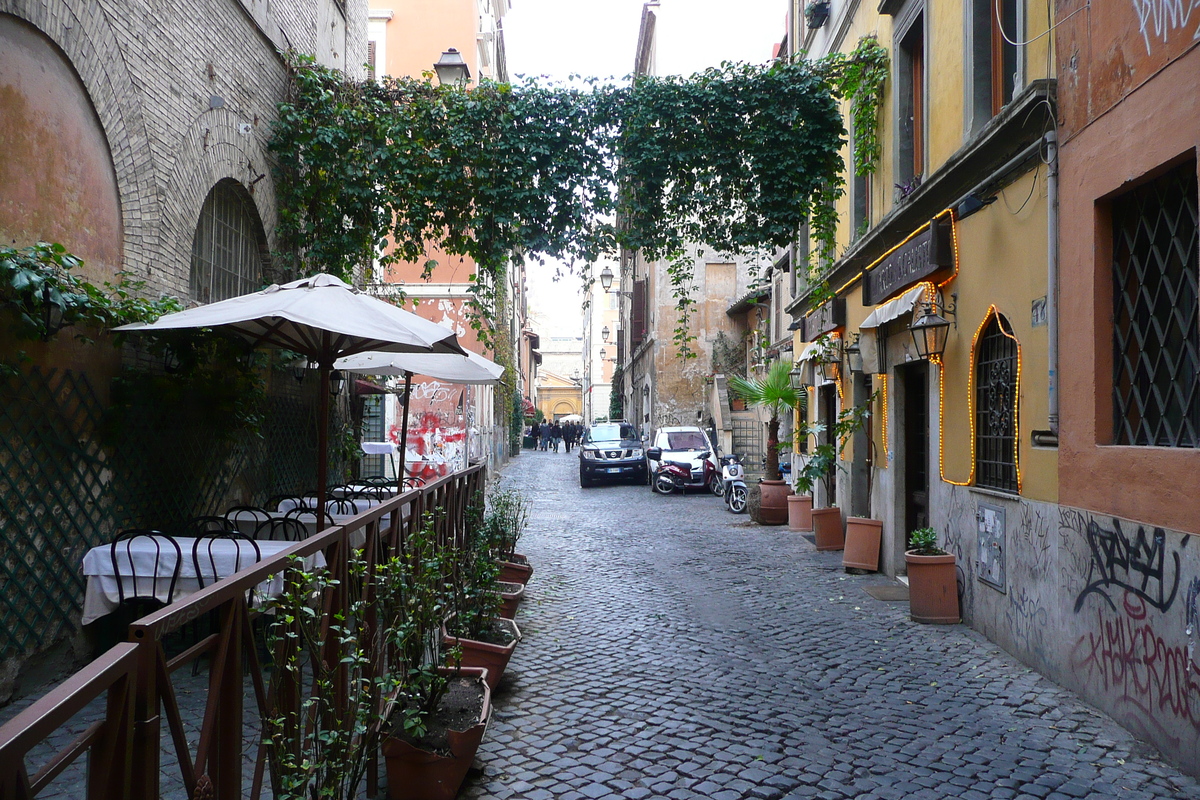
[80,536,325,625]
[275,496,385,515]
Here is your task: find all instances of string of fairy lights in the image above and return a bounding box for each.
[798,205,1024,493]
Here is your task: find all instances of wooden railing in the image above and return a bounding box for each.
[0,465,487,799]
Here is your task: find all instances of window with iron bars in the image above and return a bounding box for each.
[190,179,266,304]
[975,314,1019,492]
[1111,160,1199,448]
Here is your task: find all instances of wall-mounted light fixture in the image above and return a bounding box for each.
[816,337,842,384]
[601,325,610,343]
[845,334,864,374]
[329,369,346,397]
[909,303,951,361]
[41,282,66,341]
[291,359,307,384]
[788,363,809,391]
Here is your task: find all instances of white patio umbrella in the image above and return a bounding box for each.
[334,349,504,488]
[115,274,464,515]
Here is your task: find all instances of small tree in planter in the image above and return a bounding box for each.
[484,489,534,585]
[905,527,960,624]
[729,360,805,524]
[792,397,874,550]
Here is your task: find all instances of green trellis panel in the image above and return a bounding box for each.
[0,367,333,661]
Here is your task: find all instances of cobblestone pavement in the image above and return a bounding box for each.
[462,450,1200,800]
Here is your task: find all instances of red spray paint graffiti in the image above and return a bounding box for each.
[388,379,466,481]
[1069,593,1200,748]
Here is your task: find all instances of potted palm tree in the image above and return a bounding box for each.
[729,361,804,525]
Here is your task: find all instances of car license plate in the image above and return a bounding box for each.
[607,468,621,474]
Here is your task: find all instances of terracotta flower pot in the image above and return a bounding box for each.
[843,517,882,571]
[811,507,844,551]
[442,617,521,691]
[757,480,792,525]
[787,494,813,531]
[497,553,533,585]
[381,666,491,800]
[495,581,525,619]
[905,550,960,624]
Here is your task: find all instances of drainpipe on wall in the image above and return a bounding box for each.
[1043,130,1060,445]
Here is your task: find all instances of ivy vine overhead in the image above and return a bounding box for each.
[269,37,888,334]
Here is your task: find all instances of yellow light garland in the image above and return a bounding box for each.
[937,304,1023,492]
[879,374,889,455]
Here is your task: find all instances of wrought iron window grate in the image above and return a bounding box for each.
[975,315,1018,492]
[1112,161,1199,447]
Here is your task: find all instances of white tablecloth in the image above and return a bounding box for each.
[80,537,325,625]
[275,496,384,514]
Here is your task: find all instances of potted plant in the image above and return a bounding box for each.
[843,410,883,573]
[444,509,522,692]
[792,395,874,551]
[378,514,493,800]
[905,527,960,624]
[486,489,534,585]
[729,361,805,525]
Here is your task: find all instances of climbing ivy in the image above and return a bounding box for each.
[269,41,888,345]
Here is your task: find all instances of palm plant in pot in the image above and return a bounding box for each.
[905,527,960,624]
[729,360,804,525]
[792,397,874,551]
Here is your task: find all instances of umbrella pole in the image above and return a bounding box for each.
[397,371,412,495]
[318,361,330,520]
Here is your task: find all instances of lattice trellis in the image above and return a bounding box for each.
[0,368,330,661]
[0,369,116,658]
[1112,161,1200,447]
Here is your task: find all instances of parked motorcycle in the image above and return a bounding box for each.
[720,454,748,513]
[647,447,715,495]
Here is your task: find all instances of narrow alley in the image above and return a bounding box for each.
[463,453,1199,800]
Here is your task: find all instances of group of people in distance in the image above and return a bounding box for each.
[531,419,583,453]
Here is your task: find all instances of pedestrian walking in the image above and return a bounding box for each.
[539,420,550,451]
[550,421,563,453]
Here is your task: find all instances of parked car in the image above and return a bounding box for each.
[646,426,720,492]
[579,421,646,487]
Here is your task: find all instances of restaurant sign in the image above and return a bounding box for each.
[862,217,954,306]
[802,297,846,341]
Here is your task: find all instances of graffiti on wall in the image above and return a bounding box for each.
[387,379,466,481]
[1131,0,1200,56]
[1069,595,1200,745]
[1070,515,1189,614]
[1005,585,1050,667]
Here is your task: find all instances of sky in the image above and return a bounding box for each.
[502,0,788,338]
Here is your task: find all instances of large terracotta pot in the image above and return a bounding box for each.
[497,553,533,585]
[843,517,882,571]
[443,617,521,691]
[811,507,844,551]
[495,581,525,619]
[757,480,792,525]
[382,666,491,800]
[905,551,960,624]
[787,495,813,531]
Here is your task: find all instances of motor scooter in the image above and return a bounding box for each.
[647,447,708,494]
[720,454,748,513]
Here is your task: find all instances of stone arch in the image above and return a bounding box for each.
[163,107,279,302]
[0,2,161,279]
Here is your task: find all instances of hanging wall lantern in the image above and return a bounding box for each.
[909,302,952,361]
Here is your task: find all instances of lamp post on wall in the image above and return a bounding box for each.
[433,48,472,87]
[909,303,952,361]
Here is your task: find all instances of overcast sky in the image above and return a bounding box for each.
[503,0,787,338]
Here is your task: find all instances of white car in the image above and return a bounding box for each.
[646,426,720,491]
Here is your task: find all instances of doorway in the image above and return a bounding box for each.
[902,362,929,546]
[819,384,838,507]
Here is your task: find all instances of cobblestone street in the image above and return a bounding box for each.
[462,450,1200,800]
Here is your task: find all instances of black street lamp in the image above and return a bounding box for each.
[41,282,66,341]
[601,325,610,343]
[433,48,471,87]
[329,369,346,397]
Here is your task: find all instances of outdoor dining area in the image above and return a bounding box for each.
[0,273,507,799]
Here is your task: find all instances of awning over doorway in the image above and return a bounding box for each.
[859,285,927,330]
